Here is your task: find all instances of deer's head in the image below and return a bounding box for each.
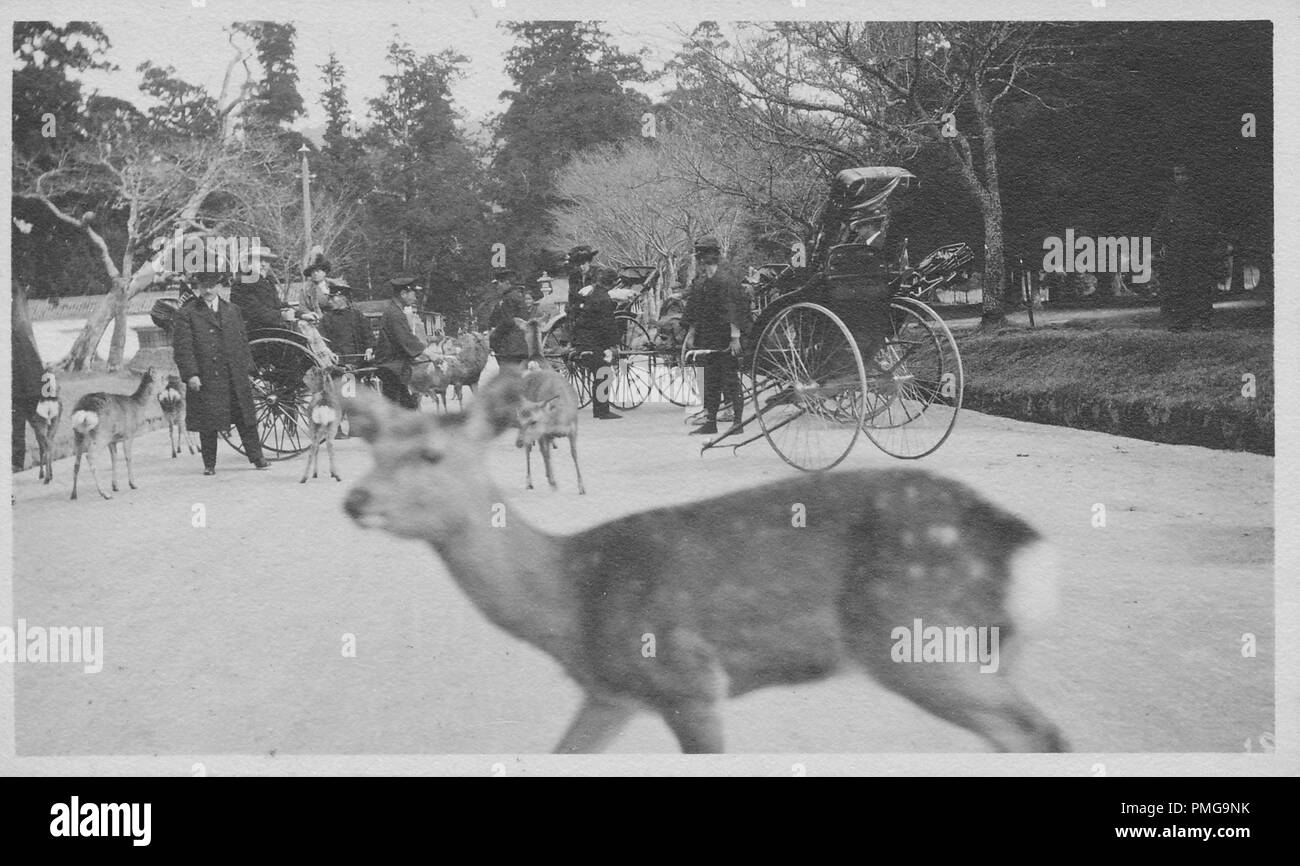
[515,397,562,449]
[343,371,525,541]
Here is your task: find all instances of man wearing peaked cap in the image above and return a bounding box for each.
[374,276,429,409]
[320,278,373,362]
[681,234,752,436]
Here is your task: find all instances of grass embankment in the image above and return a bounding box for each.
[15,370,172,473]
[956,308,1273,454]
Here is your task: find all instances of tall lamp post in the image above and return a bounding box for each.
[298,143,313,268]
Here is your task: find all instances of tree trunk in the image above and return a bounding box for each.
[980,199,1006,327]
[107,303,130,370]
[61,279,127,371]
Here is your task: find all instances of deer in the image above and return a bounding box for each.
[408,331,492,413]
[70,368,158,501]
[341,373,1067,754]
[27,369,62,484]
[157,374,195,459]
[300,365,346,484]
[517,319,585,494]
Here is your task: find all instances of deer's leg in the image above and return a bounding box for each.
[71,449,82,500]
[554,696,637,754]
[326,426,340,481]
[540,435,558,490]
[849,633,1066,752]
[568,434,585,495]
[32,420,47,481]
[300,437,315,483]
[660,701,726,754]
[524,443,534,490]
[85,446,111,500]
[47,418,59,482]
[123,436,137,489]
[107,441,120,492]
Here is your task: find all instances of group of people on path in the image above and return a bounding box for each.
[169,246,374,474]
[485,238,753,433]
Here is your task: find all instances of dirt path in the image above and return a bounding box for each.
[7,393,1272,755]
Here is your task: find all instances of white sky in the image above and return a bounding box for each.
[68,15,689,139]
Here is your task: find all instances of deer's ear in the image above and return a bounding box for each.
[344,392,391,442]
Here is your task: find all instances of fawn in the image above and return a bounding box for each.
[342,375,1066,753]
[300,365,345,483]
[157,374,195,458]
[70,368,158,501]
[28,369,63,484]
[517,320,585,494]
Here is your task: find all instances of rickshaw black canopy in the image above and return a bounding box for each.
[831,167,917,219]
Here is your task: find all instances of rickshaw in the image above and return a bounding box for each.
[696,166,966,471]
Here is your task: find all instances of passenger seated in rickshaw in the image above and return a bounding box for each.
[229,244,287,332]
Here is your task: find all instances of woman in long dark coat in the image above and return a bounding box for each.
[171,273,269,474]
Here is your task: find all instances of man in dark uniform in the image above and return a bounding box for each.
[488,269,532,370]
[1154,161,1217,331]
[11,298,45,472]
[375,276,430,410]
[571,266,623,420]
[320,279,373,438]
[229,244,288,333]
[565,245,598,317]
[171,268,269,475]
[681,236,752,435]
[319,279,374,360]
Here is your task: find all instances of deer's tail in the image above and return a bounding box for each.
[70,409,99,435]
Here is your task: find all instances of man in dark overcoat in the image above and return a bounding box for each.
[487,269,532,370]
[564,245,598,317]
[375,276,430,410]
[1154,161,1218,331]
[171,270,269,474]
[10,300,45,472]
[681,236,752,435]
[570,265,623,420]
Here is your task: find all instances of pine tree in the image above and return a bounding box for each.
[491,21,654,271]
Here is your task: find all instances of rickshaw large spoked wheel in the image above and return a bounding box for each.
[608,315,654,410]
[750,302,867,471]
[660,342,702,411]
[542,317,591,409]
[223,334,319,460]
[859,296,963,459]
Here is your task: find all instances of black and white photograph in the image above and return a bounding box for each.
[1,0,1291,777]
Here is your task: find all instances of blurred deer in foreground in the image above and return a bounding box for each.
[300,366,345,483]
[157,374,195,459]
[516,319,584,494]
[70,368,158,501]
[27,369,63,484]
[341,374,1066,753]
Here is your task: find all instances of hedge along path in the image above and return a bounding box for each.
[955,327,1273,454]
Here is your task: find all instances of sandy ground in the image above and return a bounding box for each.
[7,377,1272,755]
